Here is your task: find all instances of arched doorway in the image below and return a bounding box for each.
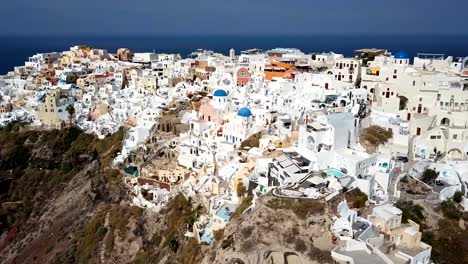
[447,148,463,160]
[440,118,450,126]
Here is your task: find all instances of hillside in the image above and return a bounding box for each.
[0,123,339,264]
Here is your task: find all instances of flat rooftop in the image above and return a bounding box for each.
[335,249,387,264]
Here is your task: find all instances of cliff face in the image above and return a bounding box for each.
[0,123,126,264]
[199,197,336,264]
[0,123,337,264]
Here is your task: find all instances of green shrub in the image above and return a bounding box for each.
[360,125,393,147]
[453,191,464,203]
[240,132,262,149]
[213,228,224,241]
[440,200,461,220]
[421,169,438,184]
[422,219,468,264]
[236,182,247,198]
[231,196,253,219]
[345,188,368,209]
[294,238,307,252]
[395,200,425,227]
[76,209,108,263]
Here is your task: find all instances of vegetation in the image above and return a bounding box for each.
[266,198,325,219]
[307,245,334,264]
[76,209,108,264]
[240,131,262,149]
[236,182,247,198]
[395,200,425,227]
[294,238,307,252]
[345,188,368,209]
[66,104,75,124]
[421,169,438,184]
[439,199,464,220]
[213,228,224,242]
[360,125,393,148]
[66,74,78,84]
[422,219,468,264]
[0,122,125,235]
[453,191,464,203]
[109,205,144,237]
[231,196,253,219]
[133,194,205,263]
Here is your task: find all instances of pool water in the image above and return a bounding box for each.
[216,204,237,223]
[326,169,347,178]
[200,222,214,244]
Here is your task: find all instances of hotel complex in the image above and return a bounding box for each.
[1,45,468,264]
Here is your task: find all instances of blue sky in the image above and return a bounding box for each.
[1,0,467,35]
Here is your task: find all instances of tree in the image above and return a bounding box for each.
[453,191,464,203]
[66,75,78,84]
[421,169,437,184]
[66,104,75,124]
[236,182,247,198]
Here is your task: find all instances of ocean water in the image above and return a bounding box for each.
[1,35,468,74]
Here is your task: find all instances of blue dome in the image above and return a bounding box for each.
[394,51,409,59]
[213,89,228,97]
[237,107,252,117]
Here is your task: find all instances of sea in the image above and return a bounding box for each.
[2,34,468,75]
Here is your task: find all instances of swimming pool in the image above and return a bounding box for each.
[216,204,237,223]
[200,222,214,244]
[326,169,347,178]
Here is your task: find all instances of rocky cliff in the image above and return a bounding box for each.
[0,123,337,264]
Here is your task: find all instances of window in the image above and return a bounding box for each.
[430,136,437,139]
[453,134,458,140]
[413,80,416,86]
[393,75,397,79]
[419,97,423,102]
[394,69,397,74]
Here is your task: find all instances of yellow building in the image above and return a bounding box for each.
[233,159,256,197]
[37,90,61,127]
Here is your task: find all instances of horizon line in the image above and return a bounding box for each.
[2,33,468,38]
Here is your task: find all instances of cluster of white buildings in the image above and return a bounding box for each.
[331,201,431,264]
[2,45,468,260]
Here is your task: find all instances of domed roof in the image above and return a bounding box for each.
[213,89,228,97]
[394,51,409,59]
[237,107,252,117]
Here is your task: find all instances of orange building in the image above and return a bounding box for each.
[264,62,293,81]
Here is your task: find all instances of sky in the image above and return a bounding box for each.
[1,0,467,36]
